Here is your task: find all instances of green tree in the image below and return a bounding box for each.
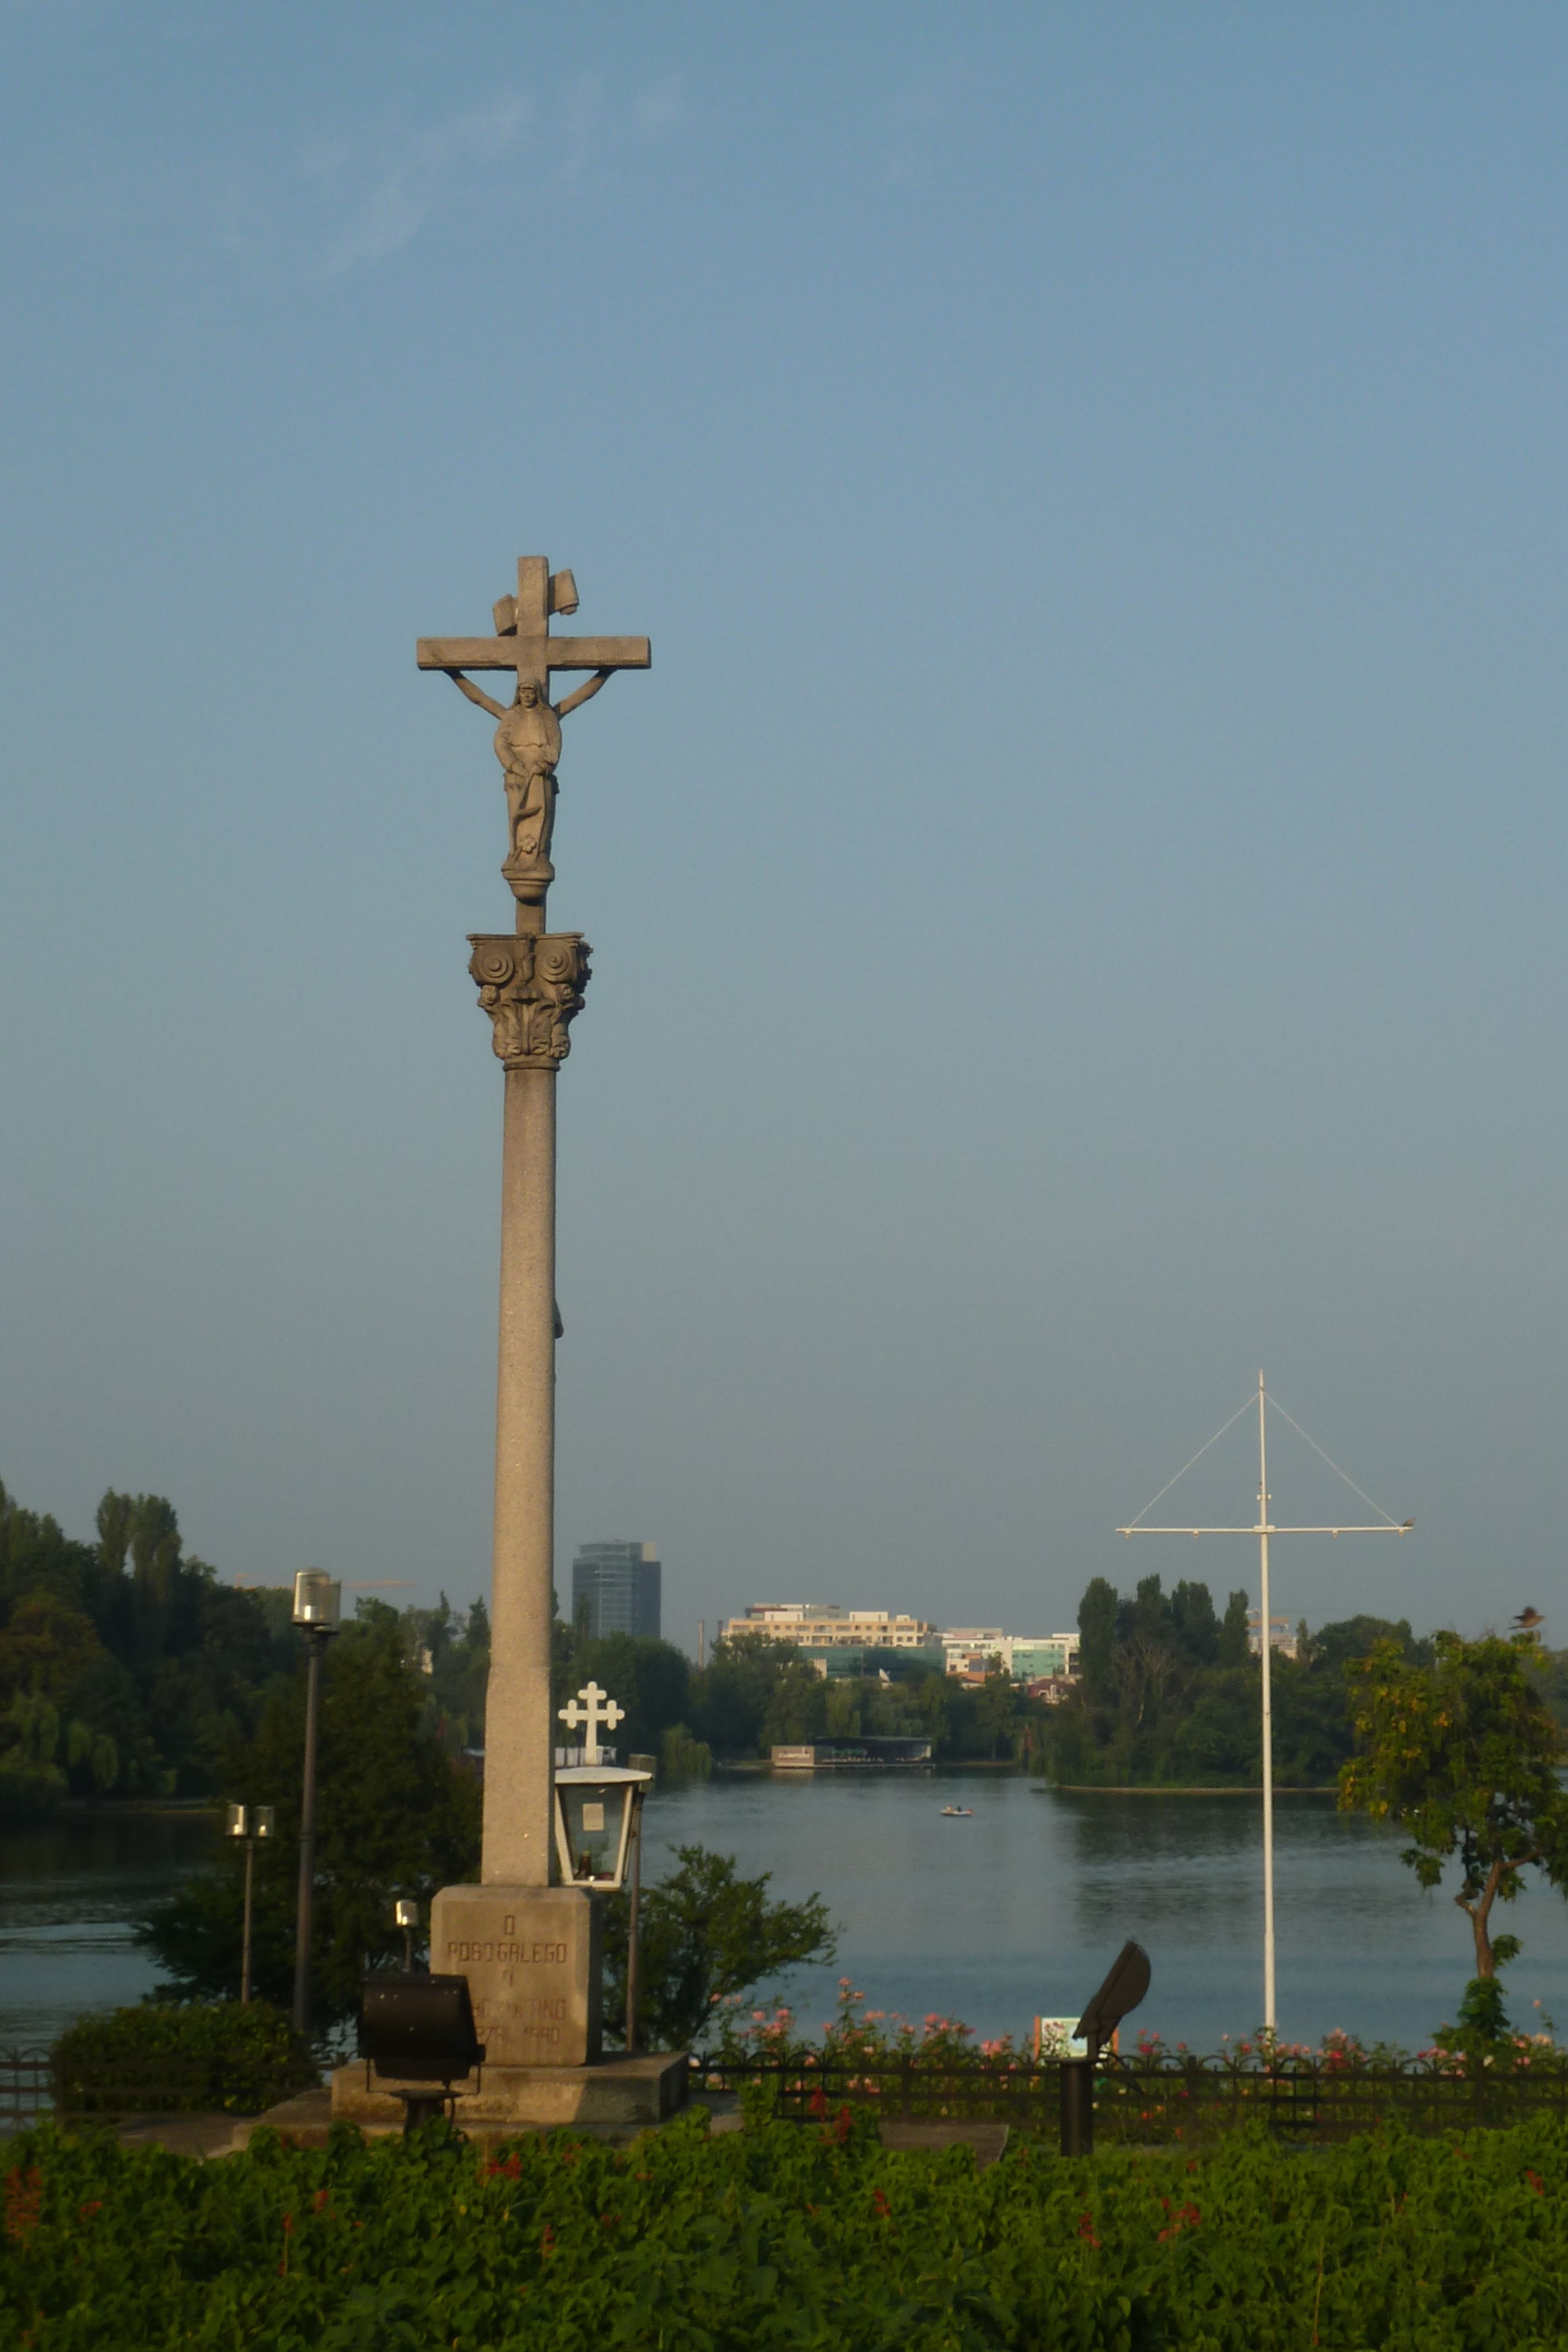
[136,1610,481,2025]
[973,1667,1020,1759]
[691,1633,822,1757]
[601,1844,835,2049]
[1217,1589,1251,1668]
[1077,1577,1118,1702]
[1339,1628,1568,1978]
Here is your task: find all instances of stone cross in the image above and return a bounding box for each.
[558,1680,626,1768]
[418,557,650,931]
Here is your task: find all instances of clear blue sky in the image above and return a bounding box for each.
[3,3,1566,1647]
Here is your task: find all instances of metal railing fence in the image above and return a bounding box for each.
[691,2049,1568,2144]
[0,2049,307,2131]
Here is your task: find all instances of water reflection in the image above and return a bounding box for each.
[0,1811,219,2047]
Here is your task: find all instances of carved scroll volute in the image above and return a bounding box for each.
[468,933,590,1069]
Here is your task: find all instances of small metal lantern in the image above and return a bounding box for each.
[552,1681,652,1890]
[553,1762,652,1889]
[292,1570,342,1628]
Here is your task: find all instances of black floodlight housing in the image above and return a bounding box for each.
[1074,1939,1151,2058]
[1059,1940,1152,2160]
[359,1973,485,2132]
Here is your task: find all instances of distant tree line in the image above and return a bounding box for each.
[0,1478,301,1809]
[550,1618,1052,1775]
[1044,1570,1438,1788]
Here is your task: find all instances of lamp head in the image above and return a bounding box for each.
[292,1570,342,1630]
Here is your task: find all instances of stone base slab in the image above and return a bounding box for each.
[330,2050,689,2136]
[430,1882,601,2067]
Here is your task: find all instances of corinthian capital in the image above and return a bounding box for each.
[467,933,590,1069]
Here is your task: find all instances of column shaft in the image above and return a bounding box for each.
[483,1062,557,1883]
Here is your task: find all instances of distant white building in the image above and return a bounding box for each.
[717,1602,939,1651]
[1247,1611,1298,1660]
[941,1629,1080,1682]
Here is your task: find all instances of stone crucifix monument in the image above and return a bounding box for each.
[335,557,684,2134]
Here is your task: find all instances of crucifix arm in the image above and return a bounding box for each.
[554,667,614,720]
[446,670,510,721]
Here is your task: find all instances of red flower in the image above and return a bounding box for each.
[541,2223,557,2260]
[1077,2211,1101,2249]
[486,2154,523,2180]
[1526,2169,1545,2196]
[3,2167,42,2246]
[872,2189,891,2217]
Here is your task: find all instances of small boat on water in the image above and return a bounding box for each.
[940,1804,973,1817]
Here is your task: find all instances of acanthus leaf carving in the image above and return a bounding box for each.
[467,932,590,1068]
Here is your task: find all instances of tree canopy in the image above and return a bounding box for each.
[601,1843,835,2049]
[136,1609,481,2025]
[1338,1628,1568,1977]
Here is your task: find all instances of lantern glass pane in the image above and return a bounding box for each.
[559,1784,627,1882]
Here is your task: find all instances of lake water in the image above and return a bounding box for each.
[6,1777,1568,2054]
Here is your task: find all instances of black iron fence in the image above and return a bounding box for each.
[0,2049,283,2132]
[691,2049,1568,2144]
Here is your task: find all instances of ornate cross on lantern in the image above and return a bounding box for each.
[558,1680,626,1768]
[418,557,650,931]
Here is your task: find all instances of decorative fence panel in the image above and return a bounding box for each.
[0,2049,263,2131]
[692,2050,1568,2144]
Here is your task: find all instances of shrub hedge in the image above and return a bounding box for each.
[49,2001,317,2118]
[7,2104,1568,2346]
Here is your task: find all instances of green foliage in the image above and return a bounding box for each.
[1041,1576,1417,1788]
[135,1612,481,2026]
[601,1843,835,2049]
[661,1722,713,1780]
[551,1623,692,1763]
[0,1473,300,1807]
[49,2002,316,2117]
[16,2112,1568,2346]
[1340,1627,1568,1978]
[677,1631,1054,1765]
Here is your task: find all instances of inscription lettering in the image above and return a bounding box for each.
[445,1937,568,1965]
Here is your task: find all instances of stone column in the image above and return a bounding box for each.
[484,1057,557,1883]
[427,929,597,2066]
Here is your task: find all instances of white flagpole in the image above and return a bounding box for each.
[1117,1377,1412,2042]
[1257,1370,1276,2034]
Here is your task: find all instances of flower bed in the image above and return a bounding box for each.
[691,1980,1568,2144]
[8,2107,1568,2346]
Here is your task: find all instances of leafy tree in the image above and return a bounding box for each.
[973,1667,1021,1759]
[136,1610,481,2026]
[690,1633,822,1757]
[1339,1628,1568,1977]
[0,1592,103,1706]
[601,1844,835,2049]
[1217,1589,1251,1668]
[1078,1577,1118,1702]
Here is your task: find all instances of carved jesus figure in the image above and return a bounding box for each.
[448,666,611,873]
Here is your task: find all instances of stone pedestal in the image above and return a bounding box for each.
[431,1883,601,2067]
[328,2049,688,2140]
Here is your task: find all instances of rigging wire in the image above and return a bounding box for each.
[1122,1393,1255,1530]
[1263,1390,1401,1527]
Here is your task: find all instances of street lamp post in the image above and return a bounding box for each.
[290,1570,342,2036]
[226,1802,276,2005]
